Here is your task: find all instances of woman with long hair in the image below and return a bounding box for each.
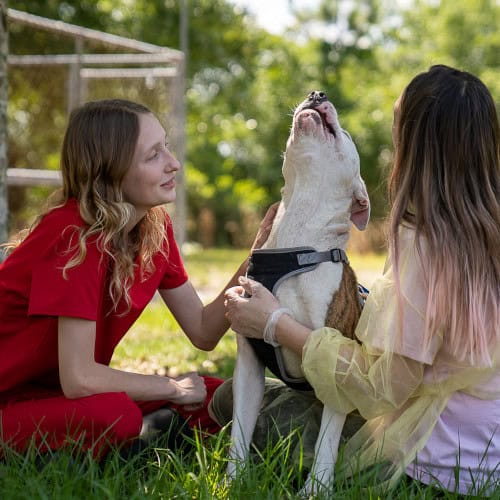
[219,65,500,494]
[0,99,274,459]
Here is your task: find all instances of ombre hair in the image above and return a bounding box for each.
[388,65,500,366]
[9,99,170,312]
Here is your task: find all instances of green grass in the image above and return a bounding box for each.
[2,249,497,498]
[2,429,497,499]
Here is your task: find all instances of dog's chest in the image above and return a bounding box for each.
[277,263,343,329]
[245,121,361,384]
[249,244,344,329]
[261,213,347,329]
[246,245,344,389]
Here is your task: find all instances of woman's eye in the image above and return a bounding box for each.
[147,150,159,161]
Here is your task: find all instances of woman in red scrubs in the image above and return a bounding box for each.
[0,99,270,459]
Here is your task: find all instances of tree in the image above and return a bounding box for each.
[390,0,499,97]
[11,0,303,245]
[7,0,292,245]
[0,0,8,254]
[5,0,498,248]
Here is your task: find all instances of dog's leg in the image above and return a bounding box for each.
[300,405,346,497]
[226,334,265,478]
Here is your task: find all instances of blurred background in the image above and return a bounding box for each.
[3,0,499,254]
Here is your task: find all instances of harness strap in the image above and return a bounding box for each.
[296,247,349,266]
[250,246,348,270]
[246,246,349,392]
[248,246,348,295]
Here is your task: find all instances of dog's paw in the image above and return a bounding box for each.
[299,469,334,498]
[226,461,237,480]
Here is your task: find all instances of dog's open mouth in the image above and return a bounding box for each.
[317,109,336,137]
[298,106,336,138]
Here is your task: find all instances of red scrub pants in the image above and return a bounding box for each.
[0,376,223,458]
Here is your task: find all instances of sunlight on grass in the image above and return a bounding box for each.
[110,249,386,378]
[110,248,249,378]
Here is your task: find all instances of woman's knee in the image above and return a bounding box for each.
[208,378,234,426]
[0,391,143,454]
[76,392,143,443]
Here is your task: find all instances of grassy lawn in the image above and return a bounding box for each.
[2,249,496,498]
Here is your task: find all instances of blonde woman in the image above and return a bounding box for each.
[0,99,273,458]
[221,65,500,495]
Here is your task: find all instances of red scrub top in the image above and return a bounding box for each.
[0,199,188,397]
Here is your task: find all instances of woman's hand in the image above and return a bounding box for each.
[251,202,280,251]
[224,276,280,339]
[167,372,207,407]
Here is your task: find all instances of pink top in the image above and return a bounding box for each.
[407,377,500,495]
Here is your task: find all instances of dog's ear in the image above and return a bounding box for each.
[351,178,370,230]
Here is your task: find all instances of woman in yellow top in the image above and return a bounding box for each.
[220,65,500,495]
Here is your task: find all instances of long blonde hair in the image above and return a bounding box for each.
[11,99,170,312]
[388,65,500,366]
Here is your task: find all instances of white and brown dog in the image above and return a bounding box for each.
[228,91,370,495]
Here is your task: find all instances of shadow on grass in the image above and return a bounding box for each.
[2,425,497,499]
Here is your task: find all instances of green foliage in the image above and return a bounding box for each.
[395,0,499,72]
[6,0,499,244]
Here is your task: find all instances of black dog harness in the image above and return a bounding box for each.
[246,246,348,392]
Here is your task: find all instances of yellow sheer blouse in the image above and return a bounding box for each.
[302,227,500,489]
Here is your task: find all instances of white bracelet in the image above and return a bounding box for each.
[263,307,293,347]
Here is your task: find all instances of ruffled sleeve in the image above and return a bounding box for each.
[302,328,423,418]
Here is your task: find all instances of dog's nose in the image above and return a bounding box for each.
[307,91,328,106]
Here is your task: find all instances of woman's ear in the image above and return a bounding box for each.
[350,178,370,230]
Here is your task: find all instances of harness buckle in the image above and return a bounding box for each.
[330,248,347,263]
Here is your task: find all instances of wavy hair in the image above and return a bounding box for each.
[9,99,170,313]
[388,65,500,366]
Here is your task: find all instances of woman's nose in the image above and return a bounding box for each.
[166,151,181,171]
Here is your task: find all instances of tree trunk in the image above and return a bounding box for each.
[0,0,8,256]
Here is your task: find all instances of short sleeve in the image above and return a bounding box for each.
[158,220,188,290]
[356,228,442,365]
[28,227,107,320]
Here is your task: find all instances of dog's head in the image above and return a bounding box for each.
[282,91,370,230]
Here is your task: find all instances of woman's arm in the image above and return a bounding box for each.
[302,328,423,417]
[224,276,311,355]
[159,258,249,351]
[58,316,207,403]
[159,202,281,351]
[224,277,424,418]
